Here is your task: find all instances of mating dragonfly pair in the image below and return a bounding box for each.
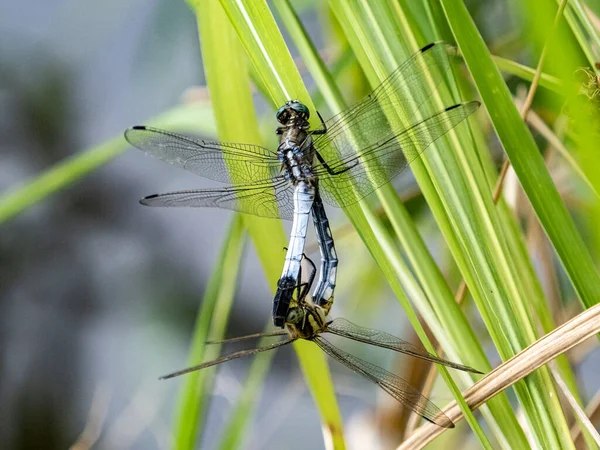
[125,42,481,428]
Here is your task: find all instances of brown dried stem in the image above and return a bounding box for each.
[398,303,600,449]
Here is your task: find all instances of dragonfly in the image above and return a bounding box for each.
[124,42,480,328]
[160,254,482,429]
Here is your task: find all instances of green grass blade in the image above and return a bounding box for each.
[172,215,246,450]
[442,1,600,309]
[569,0,600,53]
[324,2,499,446]
[272,0,346,113]
[328,0,585,447]
[188,0,345,448]
[217,328,278,450]
[183,1,289,449]
[516,1,600,448]
[0,103,215,224]
[439,0,597,447]
[277,0,500,443]
[491,55,563,93]
[564,2,599,67]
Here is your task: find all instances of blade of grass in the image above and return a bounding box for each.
[189,1,345,448]
[0,103,215,224]
[491,55,564,93]
[550,363,600,447]
[330,1,545,446]
[413,84,590,444]
[466,36,587,446]
[333,0,578,447]
[172,214,246,450]
[277,0,496,443]
[400,302,600,448]
[440,0,599,446]
[572,389,600,445]
[272,0,345,113]
[540,0,600,277]
[515,2,600,447]
[179,1,288,449]
[454,0,589,439]
[494,2,600,307]
[442,0,600,326]
[564,1,599,68]
[570,0,600,54]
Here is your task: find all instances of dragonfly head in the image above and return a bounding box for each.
[276,100,310,126]
[285,301,327,339]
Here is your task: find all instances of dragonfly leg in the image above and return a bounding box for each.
[314,150,359,175]
[311,111,328,135]
[298,253,317,301]
[296,257,304,301]
[280,247,316,303]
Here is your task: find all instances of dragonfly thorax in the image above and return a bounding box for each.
[276,100,317,184]
[278,133,315,182]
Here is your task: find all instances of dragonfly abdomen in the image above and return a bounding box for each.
[273,181,315,327]
[310,192,338,314]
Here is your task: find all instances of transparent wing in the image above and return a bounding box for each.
[161,337,294,379]
[315,42,456,146]
[206,330,288,345]
[125,126,281,184]
[313,336,454,428]
[314,102,479,207]
[311,42,479,207]
[325,318,482,374]
[140,177,295,220]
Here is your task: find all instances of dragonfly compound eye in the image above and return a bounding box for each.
[276,101,310,124]
[290,102,310,120]
[276,105,292,124]
[286,307,303,324]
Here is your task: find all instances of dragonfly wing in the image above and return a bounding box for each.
[161,337,295,379]
[314,42,457,146]
[125,126,281,184]
[313,336,454,428]
[325,318,482,374]
[140,178,295,220]
[313,102,479,208]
